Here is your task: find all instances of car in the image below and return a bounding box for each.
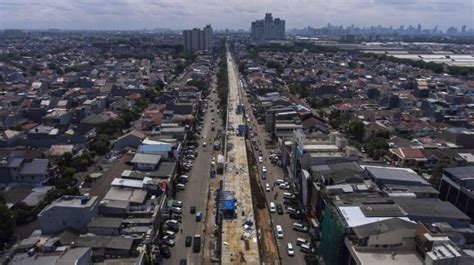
[296,238,309,246]
[172,200,183,207]
[293,222,309,233]
[265,183,271,192]
[287,243,295,256]
[202,142,207,147]
[275,179,285,185]
[162,236,175,246]
[160,246,171,258]
[258,156,263,163]
[279,182,290,190]
[171,214,182,221]
[176,183,186,191]
[300,243,315,253]
[179,259,187,265]
[211,127,215,131]
[170,207,182,214]
[269,202,276,213]
[190,206,196,214]
[276,225,284,239]
[283,192,296,200]
[211,120,215,124]
[259,151,263,156]
[276,204,284,215]
[185,236,192,247]
[165,230,176,239]
[195,211,203,222]
[211,109,214,112]
[178,175,189,183]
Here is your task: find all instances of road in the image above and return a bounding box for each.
[234,63,308,264]
[166,73,221,265]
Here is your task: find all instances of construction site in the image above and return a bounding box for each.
[220,48,260,265]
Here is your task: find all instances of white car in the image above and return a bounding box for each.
[276,225,284,239]
[202,142,207,147]
[287,243,295,256]
[279,182,290,190]
[265,183,271,192]
[275,179,285,185]
[270,202,276,213]
[258,156,263,163]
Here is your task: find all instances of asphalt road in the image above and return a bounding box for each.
[235,68,308,265]
[166,76,221,265]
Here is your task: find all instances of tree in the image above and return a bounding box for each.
[0,203,15,250]
[348,119,365,141]
[12,202,35,225]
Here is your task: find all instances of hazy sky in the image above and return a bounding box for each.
[1,0,472,30]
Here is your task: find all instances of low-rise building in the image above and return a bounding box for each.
[38,195,98,234]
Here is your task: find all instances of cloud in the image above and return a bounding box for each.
[0,0,472,30]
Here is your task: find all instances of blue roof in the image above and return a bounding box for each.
[223,200,235,210]
[137,144,171,153]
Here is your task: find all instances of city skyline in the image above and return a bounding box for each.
[1,0,472,31]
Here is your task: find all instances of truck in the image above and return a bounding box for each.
[193,234,201,253]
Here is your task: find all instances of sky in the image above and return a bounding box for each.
[0,0,472,30]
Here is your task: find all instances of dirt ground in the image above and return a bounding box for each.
[246,141,278,264]
[89,157,131,200]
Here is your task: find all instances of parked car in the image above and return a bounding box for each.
[173,200,183,207]
[160,246,171,258]
[162,236,175,246]
[300,244,315,253]
[170,207,182,214]
[296,238,309,246]
[276,225,284,239]
[165,230,176,239]
[258,156,263,163]
[177,183,186,191]
[287,243,295,256]
[270,202,276,213]
[185,236,192,247]
[265,183,271,192]
[279,182,290,190]
[190,206,196,214]
[276,204,284,215]
[293,222,309,233]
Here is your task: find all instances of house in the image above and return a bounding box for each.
[130,153,161,171]
[49,144,75,157]
[332,102,354,115]
[87,217,122,235]
[438,166,474,223]
[137,138,173,159]
[17,159,51,184]
[112,130,146,151]
[38,195,98,234]
[388,147,427,168]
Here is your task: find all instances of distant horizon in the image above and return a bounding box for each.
[1,23,472,33]
[1,0,472,31]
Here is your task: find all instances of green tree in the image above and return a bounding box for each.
[348,119,365,141]
[63,167,77,178]
[12,202,35,225]
[0,203,15,250]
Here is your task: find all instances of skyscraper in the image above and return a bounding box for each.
[183,25,213,53]
[251,13,285,42]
